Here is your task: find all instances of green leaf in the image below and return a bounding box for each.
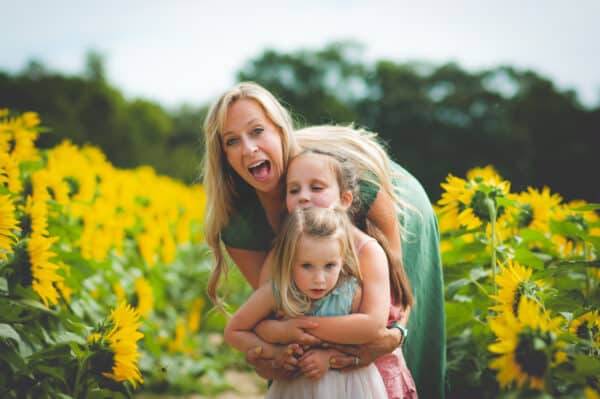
[513,248,545,270]
[550,219,584,239]
[574,354,600,376]
[571,203,600,211]
[0,276,8,293]
[446,301,475,336]
[0,323,21,342]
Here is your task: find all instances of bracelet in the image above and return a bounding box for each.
[387,321,408,346]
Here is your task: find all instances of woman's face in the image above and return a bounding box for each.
[221,98,284,193]
[286,153,351,212]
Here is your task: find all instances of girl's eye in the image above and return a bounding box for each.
[301,263,312,269]
[252,127,264,135]
[325,263,336,269]
[288,187,299,194]
[311,186,323,191]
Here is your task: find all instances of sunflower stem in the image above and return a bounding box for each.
[485,197,498,294]
[584,241,591,304]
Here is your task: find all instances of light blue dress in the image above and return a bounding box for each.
[266,277,388,399]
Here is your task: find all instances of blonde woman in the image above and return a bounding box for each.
[203,82,445,399]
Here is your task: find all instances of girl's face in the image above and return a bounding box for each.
[293,235,343,299]
[221,98,284,193]
[286,153,352,212]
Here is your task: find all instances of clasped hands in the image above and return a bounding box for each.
[246,318,402,381]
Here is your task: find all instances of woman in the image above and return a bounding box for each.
[202,82,445,399]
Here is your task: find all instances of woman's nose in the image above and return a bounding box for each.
[241,137,258,155]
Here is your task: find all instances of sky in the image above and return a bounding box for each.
[3,0,600,109]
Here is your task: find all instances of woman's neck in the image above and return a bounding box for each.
[256,185,285,231]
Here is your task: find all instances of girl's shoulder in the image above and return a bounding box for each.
[353,229,382,255]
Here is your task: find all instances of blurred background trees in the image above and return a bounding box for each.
[1,44,598,201]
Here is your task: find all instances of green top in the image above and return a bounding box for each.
[221,162,446,399]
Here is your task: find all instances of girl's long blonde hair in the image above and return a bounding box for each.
[202,82,297,308]
[272,206,361,317]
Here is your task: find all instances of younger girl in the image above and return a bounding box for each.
[224,206,388,398]
[255,149,417,399]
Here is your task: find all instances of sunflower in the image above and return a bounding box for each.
[28,235,64,307]
[168,317,187,353]
[438,172,511,231]
[187,297,205,333]
[88,302,144,387]
[570,311,600,345]
[466,165,503,182]
[489,297,565,391]
[0,152,22,194]
[133,277,153,318]
[437,174,480,230]
[0,194,19,259]
[511,187,563,233]
[490,259,543,317]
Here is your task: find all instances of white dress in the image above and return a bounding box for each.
[266,278,387,399]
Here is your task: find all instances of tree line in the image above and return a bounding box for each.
[1,43,598,201]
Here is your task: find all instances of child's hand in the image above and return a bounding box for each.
[255,318,321,345]
[298,349,335,381]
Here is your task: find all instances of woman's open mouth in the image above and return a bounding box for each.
[248,160,271,182]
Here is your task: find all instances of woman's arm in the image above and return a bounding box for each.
[299,240,391,344]
[224,284,281,357]
[367,187,402,254]
[225,246,268,290]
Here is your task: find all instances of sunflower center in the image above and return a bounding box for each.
[470,189,506,223]
[90,348,115,374]
[576,321,599,340]
[64,176,80,197]
[515,327,552,378]
[517,204,534,228]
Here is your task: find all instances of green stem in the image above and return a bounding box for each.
[73,354,89,399]
[485,197,498,294]
[584,241,591,304]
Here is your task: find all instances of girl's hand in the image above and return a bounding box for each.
[246,344,305,376]
[255,318,321,345]
[298,349,336,381]
[328,327,401,370]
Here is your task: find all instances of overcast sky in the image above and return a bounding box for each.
[3,0,600,108]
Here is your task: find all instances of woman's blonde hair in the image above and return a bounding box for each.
[272,206,360,318]
[294,125,406,218]
[202,82,297,308]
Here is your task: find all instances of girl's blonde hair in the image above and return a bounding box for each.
[294,125,407,218]
[290,149,414,308]
[272,206,360,317]
[202,82,297,308]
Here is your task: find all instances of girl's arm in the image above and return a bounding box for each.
[299,240,390,344]
[224,284,281,357]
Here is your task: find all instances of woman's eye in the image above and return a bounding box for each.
[253,127,264,135]
[225,138,238,146]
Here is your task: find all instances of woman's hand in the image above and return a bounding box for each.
[245,344,304,379]
[328,327,401,370]
[255,318,322,345]
[298,349,338,381]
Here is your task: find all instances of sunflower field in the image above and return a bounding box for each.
[1,109,599,398]
[0,109,251,398]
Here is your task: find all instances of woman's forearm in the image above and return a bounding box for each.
[302,313,384,344]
